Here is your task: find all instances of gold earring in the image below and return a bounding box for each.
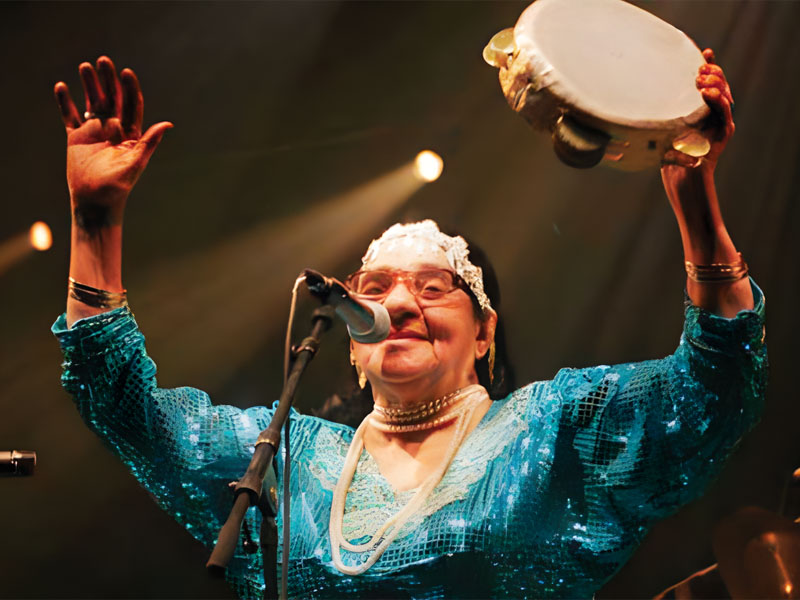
[357,366,367,389]
[350,349,367,389]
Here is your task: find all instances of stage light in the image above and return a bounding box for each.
[1,223,51,276]
[29,222,52,251]
[414,151,443,182]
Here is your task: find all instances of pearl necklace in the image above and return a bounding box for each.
[372,387,467,422]
[329,384,488,575]
[368,411,460,433]
[370,387,472,432]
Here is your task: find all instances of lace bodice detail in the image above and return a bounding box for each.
[308,390,531,541]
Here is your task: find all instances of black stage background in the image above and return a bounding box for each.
[1,1,799,597]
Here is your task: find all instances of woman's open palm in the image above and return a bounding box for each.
[54,56,172,214]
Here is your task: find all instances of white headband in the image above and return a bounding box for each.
[361,220,492,312]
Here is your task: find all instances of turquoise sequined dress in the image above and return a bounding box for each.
[53,283,767,599]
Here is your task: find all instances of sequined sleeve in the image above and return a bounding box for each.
[552,280,767,528]
[52,307,278,597]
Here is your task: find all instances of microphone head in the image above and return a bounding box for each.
[347,300,390,344]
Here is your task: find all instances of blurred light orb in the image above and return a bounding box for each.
[414,151,443,182]
[29,221,52,251]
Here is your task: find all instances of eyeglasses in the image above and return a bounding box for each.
[345,269,463,301]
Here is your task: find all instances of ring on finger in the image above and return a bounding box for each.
[83,111,110,120]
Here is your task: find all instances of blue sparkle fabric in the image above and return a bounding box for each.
[52,282,767,599]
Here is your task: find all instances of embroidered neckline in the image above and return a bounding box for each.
[362,397,506,494]
[307,388,532,543]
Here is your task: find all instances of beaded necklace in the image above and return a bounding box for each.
[329,384,488,575]
[370,386,469,432]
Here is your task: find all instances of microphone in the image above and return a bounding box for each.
[303,269,390,343]
[0,450,36,476]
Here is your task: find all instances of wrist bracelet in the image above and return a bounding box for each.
[685,252,749,283]
[68,277,128,309]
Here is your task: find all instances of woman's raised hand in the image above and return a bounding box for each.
[54,56,172,223]
[662,48,735,172]
[58,57,172,326]
[659,48,753,317]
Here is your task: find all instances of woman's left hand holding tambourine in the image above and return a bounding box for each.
[662,48,735,173]
[659,48,753,317]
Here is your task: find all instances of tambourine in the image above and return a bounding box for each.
[484,0,712,170]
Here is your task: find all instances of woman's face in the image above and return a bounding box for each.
[350,239,496,400]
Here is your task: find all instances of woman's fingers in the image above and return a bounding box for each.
[139,121,173,147]
[54,82,82,131]
[700,87,735,140]
[63,58,164,146]
[79,62,105,118]
[664,48,734,170]
[700,48,733,104]
[697,73,724,89]
[96,56,122,119]
[697,73,732,103]
[120,68,144,136]
[697,62,735,141]
[699,63,723,78]
[132,121,174,168]
[697,73,733,105]
[696,48,735,146]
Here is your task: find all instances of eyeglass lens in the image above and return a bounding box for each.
[349,270,455,299]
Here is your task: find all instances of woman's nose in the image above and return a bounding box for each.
[382,281,422,321]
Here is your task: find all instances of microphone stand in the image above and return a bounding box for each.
[206,304,335,600]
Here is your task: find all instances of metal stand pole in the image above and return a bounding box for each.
[207,306,334,599]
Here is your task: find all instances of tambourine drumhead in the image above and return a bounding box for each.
[515,0,708,127]
[489,0,712,170]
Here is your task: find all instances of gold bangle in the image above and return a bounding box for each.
[255,430,281,450]
[68,277,128,309]
[685,253,749,283]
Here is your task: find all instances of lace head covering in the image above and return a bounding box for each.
[361,220,492,313]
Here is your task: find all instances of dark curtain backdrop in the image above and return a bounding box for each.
[1,1,798,598]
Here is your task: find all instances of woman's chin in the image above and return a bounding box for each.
[376,354,438,385]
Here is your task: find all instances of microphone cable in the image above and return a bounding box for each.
[277,272,307,600]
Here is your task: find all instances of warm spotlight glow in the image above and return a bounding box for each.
[786,583,793,596]
[136,162,422,392]
[414,150,443,182]
[29,221,52,251]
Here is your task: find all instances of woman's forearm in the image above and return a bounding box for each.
[66,203,125,327]
[662,166,753,318]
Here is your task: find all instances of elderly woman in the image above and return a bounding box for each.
[52,55,765,599]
